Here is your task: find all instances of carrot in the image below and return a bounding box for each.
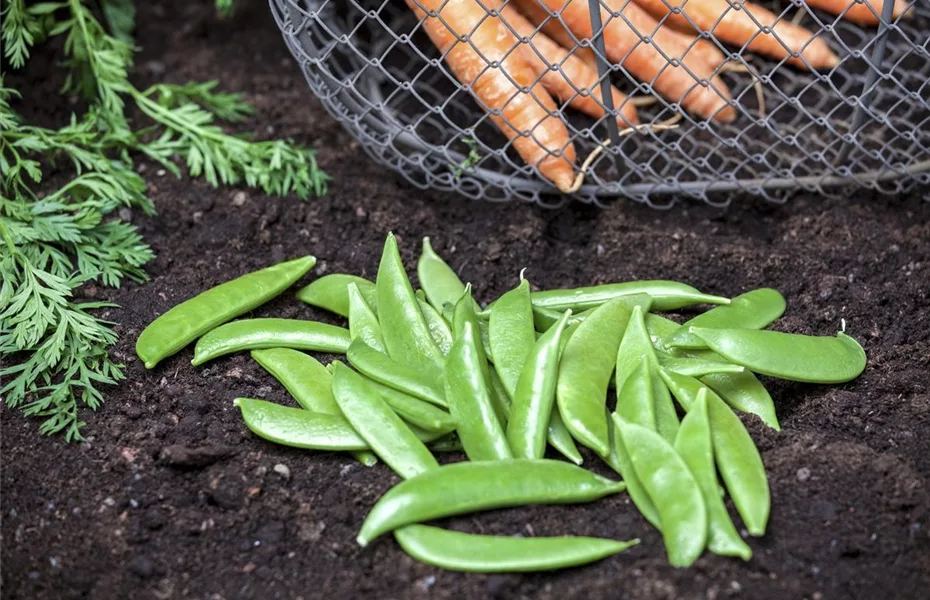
[633,0,840,70]
[500,4,640,126]
[512,0,598,67]
[536,0,736,122]
[801,0,909,26]
[406,0,577,191]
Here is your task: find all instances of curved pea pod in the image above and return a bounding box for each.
[416,291,453,355]
[192,319,351,366]
[296,273,376,317]
[658,354,745,378]
[557,298,640,457]
[394,525,639,573]
[547,411,584,465]
[332,362,438,479]
[233,397,442,450]
[616,356,656,430]
[507,310,571,459]
[346,339,446,407]
[530,280,730,312]
[603,412,661,530]
[376,233,445,371]
[445,322,512,461]
[666,288,786,349]
[615,416,708,568]
[369,379,457,434]
[250,348,377,465]
[701,367,780,431]
[690,327,867,384]
[136,255,316,369]
[428,433,463,453]
[644,313,681,353]
[659,368,770,536]
[532,305,593,332]
[348,283,386,353]
[616,306,679,444]
[357,459,626,545]
[489,279,537,397]
[674,390,752,561]
[417,237,468,313]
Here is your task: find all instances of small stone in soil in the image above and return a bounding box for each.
[129,556,155,578]
[273,464,291,480]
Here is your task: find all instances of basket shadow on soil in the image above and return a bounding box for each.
[2,1,930,599]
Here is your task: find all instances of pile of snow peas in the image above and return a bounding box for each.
[135,234,867,572]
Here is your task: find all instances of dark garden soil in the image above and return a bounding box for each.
[3,1,930,599]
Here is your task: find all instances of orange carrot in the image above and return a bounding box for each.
[500,4,640,126]
[536,0,736,122]
[633,0,840,69]
[801,0,909,26]
[406,0,577,191]
[513,0,599,67]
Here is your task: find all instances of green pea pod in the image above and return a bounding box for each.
[615,306,679,444]
[659,368,770,536]
[557,298,641,457]
[616,356,656,430]
[603,414,661,530]
[644,313,681,353]
[357,459,625,545]
[136,255,316,369]
[296,273,377,317]
[488,279,536,397]
[192,319,351,366]
[666,288,786,349]
[548,410,584,465]
[507,310,571,459]
[444,321,512,461]
[690,327,867,384]
[674,389,752,560]
[416,292,453,355]
[376,233,445,372]
[488,368,513,427]
[615,416,708,568]
[701,368,780,431]
[367,378,457,434]
[529,280,730,312]
[427,433,463,453]
[348,283,386,353]
[451,287,502,423]
[532,305,593,332]
[250,348,377,466]
[658,354,746,378]
[346,339,445,407]
[331,362,438,480]
[394,525,639,573]
[233,397,442,450]
[417,237,468,312]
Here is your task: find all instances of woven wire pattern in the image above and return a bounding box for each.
[270,0,930,208]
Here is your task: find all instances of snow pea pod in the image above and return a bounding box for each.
[659,368,770,536]
[658,354,745,378]
[357,459,625,545]
[644,313,680,353]
[191,319,351,366]
[488,279,536,397]
[376,233,445,372]
[136,255,316,369]
[452,289,509,427]
[666,288,786,349]
[444,321,512,461]
[701,368,780,431]
[557,297,641,457]
[616,357,656,430]
[233,397,443,450]
[296,273,377,317]
[332,362,438,480]
[615,416,707,568]
[507,311,571,459]
[347,283,386,353]
[616,306,679,444]
[674,389,752,560]
[250,348,377,465]
[394,525,639,573]
[603,414,661,530]
[346,339,446,407]
[548,411,584,465]
[368,378,457,434]
[690,327,867,384]
[427,433,463,453]
[416,291,453,355]
[417,237,468,313]
[530,280,730,312]
[532,305,593,332]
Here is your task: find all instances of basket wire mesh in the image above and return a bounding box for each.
[270,0,930,207]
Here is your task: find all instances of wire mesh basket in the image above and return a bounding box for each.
[269,0,930,207]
